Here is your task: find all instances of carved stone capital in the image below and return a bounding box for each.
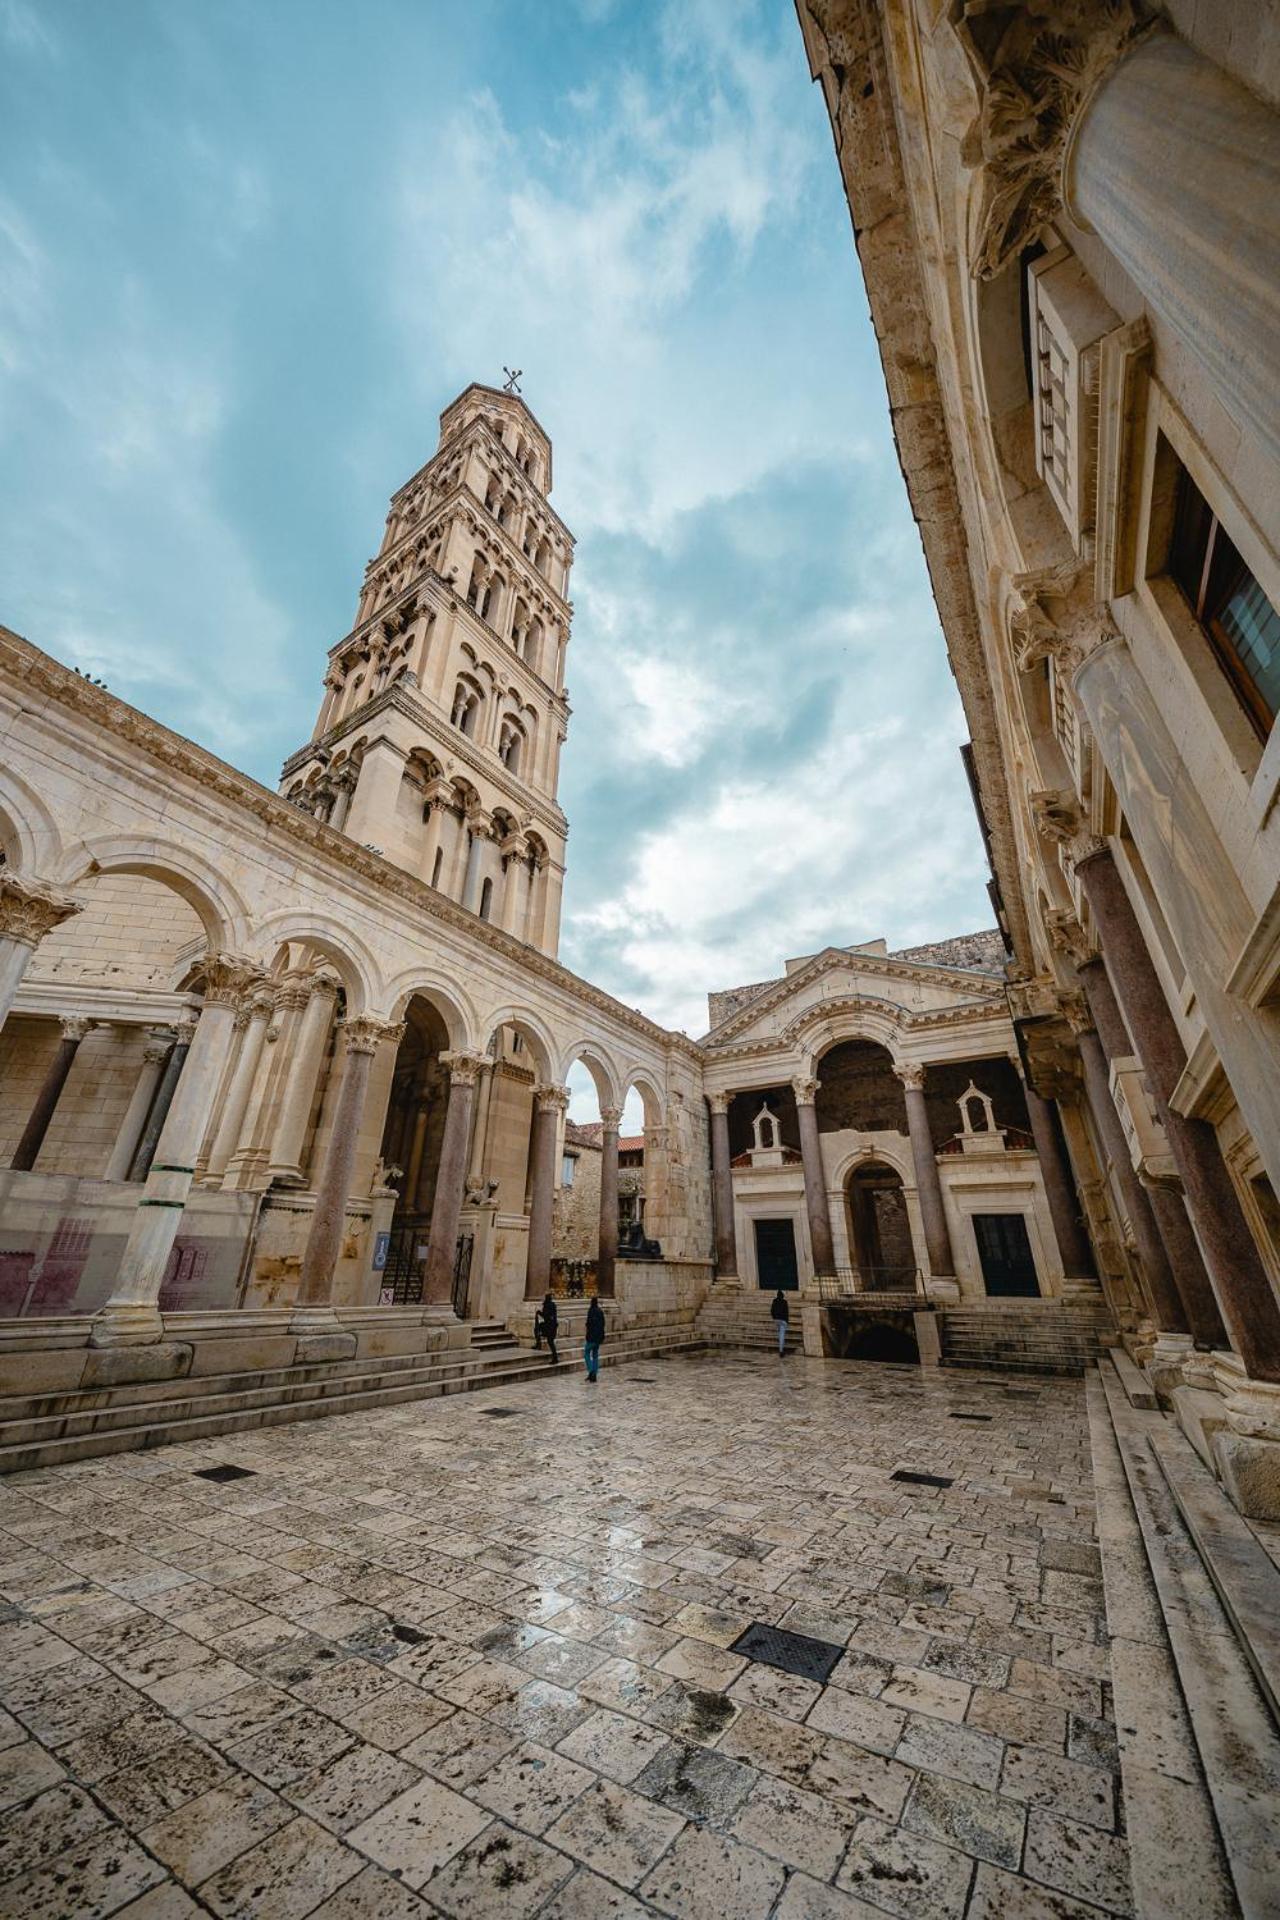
[0,873,83,950]
[708,1091,732,1116]
[172,1016,199,1048]
[1067,831,1109,872]
[343,1015,404,1057]
[1030,790,1083,846]
[1044,905,1092,968]
[142,1031,176,1067]
[201,952,269,1007]
[533,1082,571,1115]
[950,0,1157,279]
[600,1105,624,1130]
[791,1076,820,1107]
[439,1049,489,1088]
[1005,973,1062,1021]
[60,1015,92,1043]
[1009,566,1119,677]
[1060,991,1093,1035]
[893,1062,926,1092]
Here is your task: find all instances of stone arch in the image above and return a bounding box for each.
[249,910,379,1018]
[55,834,250,950]
[556,1042,622,1109]
[621,1068,665,1129]
[785,995,905,1067]
[384,970,476,1052]
[812,1035,908,1137]
[0,766,63,874]
[481,1004,557,1081]
[842,1156,916,1287]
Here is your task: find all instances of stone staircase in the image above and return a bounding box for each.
[0,1322,704,1475]
[468,1320,513,1351]
[1089,1356,1280,1918]
[695,1289,798,1352]
[938,1299,1118,1376]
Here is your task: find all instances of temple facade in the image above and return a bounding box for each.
[799,0,1280,1513]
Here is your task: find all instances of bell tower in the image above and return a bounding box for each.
[279,381,574,955]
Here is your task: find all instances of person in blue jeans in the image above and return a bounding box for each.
[770,1288,790,1355]
[583,1294,605,1383]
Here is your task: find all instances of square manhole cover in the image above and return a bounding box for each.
[194,1464,256,1483]
[891,1469,954,1488]
[481,1408,524,1419]
[950,1413,992,1423]
[730,1621,843,1685]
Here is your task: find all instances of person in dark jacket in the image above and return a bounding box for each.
[770,1288,790,1355]
[540,1293,558,1365]
[583,1295,605,1383]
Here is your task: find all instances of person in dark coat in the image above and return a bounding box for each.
[770,1288,790,1355]
[540,1292,558,1365]
[583,1294,605,1383]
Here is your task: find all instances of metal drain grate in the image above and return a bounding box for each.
[481,1407,524,1419]
[194,1464,256,1483]
[891,1469,954,1488]
[730,1621,844,1684]
[628,1376,657,1384]
[949,1413,992,1423]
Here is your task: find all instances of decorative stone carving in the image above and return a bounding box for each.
[342,1016,404,1057]
[437,1049,487,1087]
[533,1082,571,1115]
[790,1076,820,1107]
[200,953,268,1007]
[59,1015,92,1043]
[0,872,82,949]
[1005,972,1062,1021]
[949,0,1156,279]
[1044,906,1092,968]
[708,1090,732,1115]
[1009,565,1118,677]
[893,1062,925,1090]
[1030,790,1083,845]
[600,1105,623,1129]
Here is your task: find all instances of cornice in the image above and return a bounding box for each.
[704,989,1009,1066]
[0,626,700,1064]
[702,945,1003,1047]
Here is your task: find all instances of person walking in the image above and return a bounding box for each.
[770,1288,790,1356]
[541,1292,559,1365]
[583,1294,605,1383]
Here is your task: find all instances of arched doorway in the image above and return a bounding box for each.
[377,996,451,1303]
[845,1161,915,1290]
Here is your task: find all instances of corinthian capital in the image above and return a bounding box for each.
[950,0,1157,279]
[600,1105,624,1130]
[344,1015,405,1057]
[440,1049,488,1087]
[707,1091,732,1116]
[791,1076,820,1107]
[533,1082,571,1115]
[200,952,268,1007]
[1009,565,1119,677]
[893,1062,926,1092]
[0,873,82,949]
[1029,789,1083,846]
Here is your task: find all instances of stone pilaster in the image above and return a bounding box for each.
[598,1104,622,1298]
[104,1032,174,1184]
[0,874,82,1035]
[424,1051,487,1316]
[708,1090,739,1289]
[894,1064,955,1288]
[525,1083,570,1301]
[793,1077,836,1280]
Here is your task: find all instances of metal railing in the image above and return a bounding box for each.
[815,1265,925,1302]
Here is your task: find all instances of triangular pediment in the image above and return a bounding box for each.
[703,944,1003,1050]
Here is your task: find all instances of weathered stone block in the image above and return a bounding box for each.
[1211,1429,1280,1522]
[80,1341,193,1389]
[294,1331,358,1365]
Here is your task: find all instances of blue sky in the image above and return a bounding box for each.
[0,0,993,1082]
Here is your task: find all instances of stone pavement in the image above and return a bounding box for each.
[0,1352,1126,1919]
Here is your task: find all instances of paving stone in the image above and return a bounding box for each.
[1067,1711,1120,1773]
[557,1705,671,1783]
[774,1872,888,1918]
[729,1773,854,1878]
[637,1823,786,1919]
[307,1863,436,1916]
[197,1813,361,1918]
[95,1736,233,1829]
[142,1776,295,1885]
[901,1770,1026,1871]
[284,1742,420,1834]
[545,1777,686,1888]
[346,1773,491,1888]
[469,1739,595,1834]
[895,1712,1005,1789]
[879,1666,971,1726]
[966,1861,1113,1918]
[966,1689,1066,1754]
[0,1737,64,1810]
[0,1825,167,1920]
[0,1780,109,1881]
[998,1742,1116,1829]
[1024,1810,1132,1914]
[835,1810,976,1918]
[540,1867,653,1917]
[805,1683,906,1753]
[632,1738,757,1824]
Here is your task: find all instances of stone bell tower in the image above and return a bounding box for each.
[279,381,575,955]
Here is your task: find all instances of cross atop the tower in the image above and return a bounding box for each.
[502,365,523,395]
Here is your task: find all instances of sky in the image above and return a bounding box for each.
[0,0,994,1123]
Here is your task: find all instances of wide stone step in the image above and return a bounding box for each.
[1094,1360,1280,1917]
[0,1333,707,1473]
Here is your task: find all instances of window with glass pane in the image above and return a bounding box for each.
[1169,465,1280,738]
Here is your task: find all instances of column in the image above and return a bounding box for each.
[328,767,357,833]
[598,1104,621,1297]
[524,1082,569,1301]
[0,874,82,1036]
[540,862,565,954]
[499,840,526,933]
[267,970,340,1185]
[1024,1084,1098,1283]
[93,955,261,1345]
[422,784,451,885]
[708,1091,739,1287]
[793,1077,836,1280]
[292,1015,403,1330]
[104,1031,173,1183]
[129,1023,192,1181]
[344,738,406,848]
[895,1065,955,1284]
[206,989,275,1184]
[1076,1023,1189,1338]
[424,1052,486,1313]
[1078,955,1226,1347]
[1077,845,1280,1381]
[962,11,1280,466]
[466,1058,495,1191]
[11,1016,91,1171]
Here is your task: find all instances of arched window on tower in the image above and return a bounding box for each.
[498,717,524,775]
[451,678,481,738]
[479,876,494,921]
[466,556,487,611]
[534,537,551,578]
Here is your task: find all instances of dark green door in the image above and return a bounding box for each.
[754,1218,799,1291]
[973,1213,1040,1298]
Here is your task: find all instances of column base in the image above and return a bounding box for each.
[90,1302,166,1348]
[288,1304,344,1337]
[423,1300,460,1325]
[922,1276,961,1303]
[1147,1330,1195,1402]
